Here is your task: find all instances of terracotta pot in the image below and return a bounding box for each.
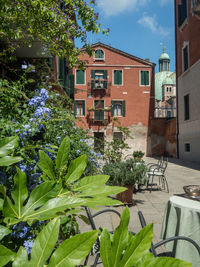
[116,185,134,205]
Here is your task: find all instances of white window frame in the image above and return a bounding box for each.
[182,41,190,73]
[112,69,123,86]
[75,69,86,86]
[75,99,85,117]
[112,99,124,117]
[94,49,105,61]
[139,70,150,86]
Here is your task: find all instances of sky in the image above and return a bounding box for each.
[77,0,175,73]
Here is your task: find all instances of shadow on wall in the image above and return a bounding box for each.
[147,118,177,158]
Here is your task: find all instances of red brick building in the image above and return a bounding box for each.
[175,0,200,162]
[73,42,155,155]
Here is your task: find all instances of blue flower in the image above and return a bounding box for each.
[76,150,80,154]
[23,239,34,254]
[21,64,28,69]
[34,107,52,119]
[18,164,27,172]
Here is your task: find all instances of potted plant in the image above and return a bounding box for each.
[103,159,147,204]
[133,150,144,161]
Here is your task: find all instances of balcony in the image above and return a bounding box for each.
[192,0,200,17]
[87,107,111,125]
[87,79,111,97]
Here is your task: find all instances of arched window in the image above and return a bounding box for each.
[94,49,105,60]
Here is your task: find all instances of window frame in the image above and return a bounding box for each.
[94,49,105,61]
[184,143,190,153]
[182,42,189,73]
[140,70,150,86]
[111,100,126,117]
[184,94,190,120]
[113,69,123,86]
[75,69,86,85]
[74,99,86,117]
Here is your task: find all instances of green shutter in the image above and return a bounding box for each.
[83,101,85,116]
[114,70,122,85]
[76,70,85,84]
[145,71,149,85]
[141,71,145,85]
[103,70,107,79]
[73,101,77,115]
[94,100,104,121]
[59,57,64,86]
[114,71,117,84]
[91,70,95,78]
[70,74,74,99]
[122,101,126,117]
[111,101,114,117]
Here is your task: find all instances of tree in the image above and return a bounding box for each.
[0,0,108,67]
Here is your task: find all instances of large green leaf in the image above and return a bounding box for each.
[111,206,130,266]
[24,196,85,222]
[100,228,112,267]
[0,136,19,157]
[0,156,23,166]
[28,218,60,267]
[48,230,99,267]
[0,245,16,267]
[38,150,55,179]
[72,175,110,191]
[77,185,126,198]
[13,247,28,267]
[135,254,192,267]
[120,224,153,267]
[11,168,28,218]
[56,136,70,173]
[65,155,87,184]
[0,225,11,241]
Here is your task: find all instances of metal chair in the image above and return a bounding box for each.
[138,211,200,258]
[147,158,169,193]
[83,207,121,266]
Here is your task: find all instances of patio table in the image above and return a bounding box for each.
[161,196,200,266]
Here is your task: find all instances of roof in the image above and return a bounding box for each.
[155,71,176,100]
[82,42,155,67]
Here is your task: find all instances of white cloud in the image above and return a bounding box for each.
[97,0,150,17]
[137,14,170,37]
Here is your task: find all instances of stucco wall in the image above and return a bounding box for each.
[148,118,176,157]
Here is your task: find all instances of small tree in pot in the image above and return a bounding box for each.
[103,159,148,204]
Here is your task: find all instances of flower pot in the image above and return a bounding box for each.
[116,185,134,205]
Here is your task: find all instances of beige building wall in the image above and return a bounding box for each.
[178,59,200,162]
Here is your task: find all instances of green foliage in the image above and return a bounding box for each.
[0,0,108,67]
[133,151,145,160]
[100,207,191,267]
[103,159,148,186]
[10,218,99,267]
[0,136,22,166]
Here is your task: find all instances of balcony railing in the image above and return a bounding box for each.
[87,80,111,97]
[192,0,200,16]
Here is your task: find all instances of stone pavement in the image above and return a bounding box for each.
[78,157,200,264]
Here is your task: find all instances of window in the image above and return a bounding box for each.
[140,71,149,86]
[74,100,85,116]
[184,94,189,120]
[94,49,104,60]
[167,111,171,118]
[91,70,107,89]
[111,101,125,117]
[185,143,190,152]
[182,44,189,72]
[94,100,104,121]
[113,132,123,142]
[178,0,188,27]
[94,132,104,153]
[113,70,122,85]
[76,70,85,85]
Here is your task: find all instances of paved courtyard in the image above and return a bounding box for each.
[78,157,200,264]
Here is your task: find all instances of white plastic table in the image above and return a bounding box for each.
[161,196,200,266]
